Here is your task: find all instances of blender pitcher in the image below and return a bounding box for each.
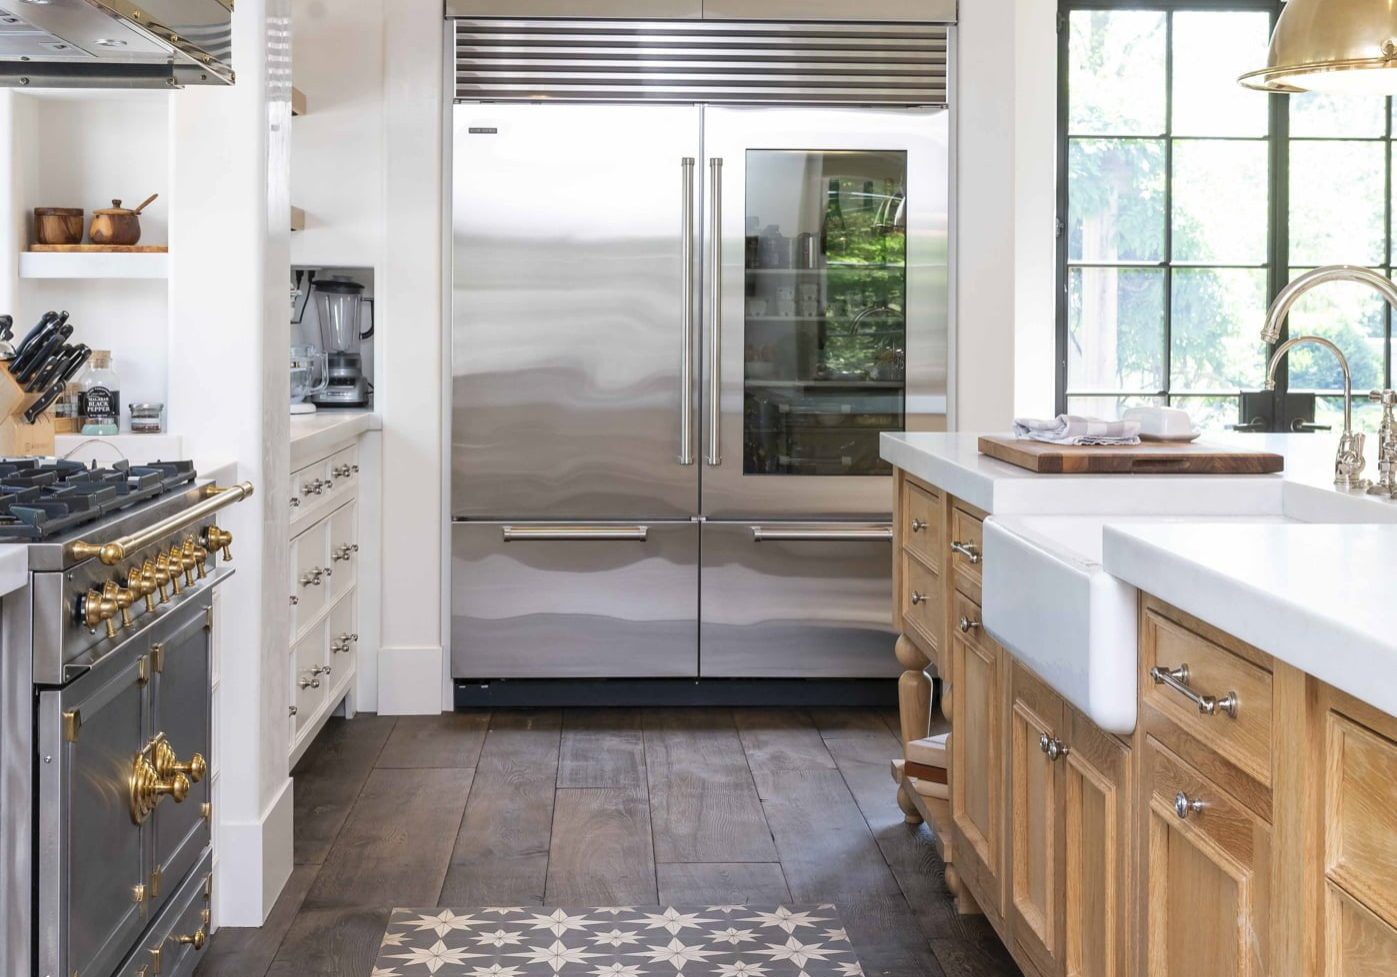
[314,279,375,352]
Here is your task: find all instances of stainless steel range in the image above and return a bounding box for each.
[0,459,253,977]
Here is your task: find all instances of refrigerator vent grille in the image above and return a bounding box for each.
[452,19,949,105]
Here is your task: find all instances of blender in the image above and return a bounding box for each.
[308,279,374,407]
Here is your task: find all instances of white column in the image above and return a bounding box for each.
[377,0,447,715]
[167,0,294,925]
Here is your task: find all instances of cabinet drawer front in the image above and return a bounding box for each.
[290,522,330,636]
[1324,710,1397,927]
[291,461,331,519]
[328,594,359,678]
[952,591,989,655]
[1143,610,1273,786]
[1324,882,1397,977]
[1145,738,1270,977]
[903,481,943,570]
[328,503,358,601]
[327,444,361,495]
[902,554,942,647]
[950,504,984,600]
[292,621,328,734]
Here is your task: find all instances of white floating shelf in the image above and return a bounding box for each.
[19,250,169,280]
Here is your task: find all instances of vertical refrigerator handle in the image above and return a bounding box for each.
[678,157,696,466]
[706,157,723,467]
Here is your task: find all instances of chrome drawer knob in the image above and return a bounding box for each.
[1046,738,1068,762]
[958,615,980,634]
[910,591,927,606]
[911,518,926,533]
[1039,732,1050,754]
[1175,791,1205,820]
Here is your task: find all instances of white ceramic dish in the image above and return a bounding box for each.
[1139,429,1203,443]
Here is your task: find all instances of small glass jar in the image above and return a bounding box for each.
[129,402,165,434]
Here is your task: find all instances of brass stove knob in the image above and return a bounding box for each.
[104,579,136,630]
[205,525,234,562]
[128,564,156,613]
[157,552,181,596]
[185,538,209,579]
[144,557,170,604]
[82,588,119,639]
[153,738,207,784]
[175,541,196,587]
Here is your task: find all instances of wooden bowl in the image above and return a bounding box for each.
[33,208,83,246]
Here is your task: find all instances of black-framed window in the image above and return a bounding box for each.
[1056,0,1396,432]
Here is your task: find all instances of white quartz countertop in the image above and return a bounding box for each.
[1104,522,1397,718]
[290,410,381,470]
[883,430,1397,721]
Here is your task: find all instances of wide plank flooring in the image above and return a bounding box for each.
[197,709,1021,977]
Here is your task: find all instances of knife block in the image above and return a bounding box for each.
[0,364,56,457]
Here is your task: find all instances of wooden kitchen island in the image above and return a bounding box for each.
[883,433,1397,977]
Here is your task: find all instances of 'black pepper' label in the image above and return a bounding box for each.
[79,387,120,422]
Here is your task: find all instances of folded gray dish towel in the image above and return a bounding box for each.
[1011,414,1142,445]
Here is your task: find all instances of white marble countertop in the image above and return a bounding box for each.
[1104,522,1397,719]
[882,430,1397,721]
[290,410,381,470]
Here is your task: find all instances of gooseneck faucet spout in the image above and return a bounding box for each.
[1260,265,1397,344]
[1257,264,1390,490]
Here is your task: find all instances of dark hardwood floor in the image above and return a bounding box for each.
[196,708,1021,977]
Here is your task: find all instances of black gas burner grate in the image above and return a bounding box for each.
[0,459,197,541]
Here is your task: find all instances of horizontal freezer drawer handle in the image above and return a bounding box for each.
[750,526,893,542]
[501,525,650,541]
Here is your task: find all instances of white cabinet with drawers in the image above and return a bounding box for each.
[286,427,377,766]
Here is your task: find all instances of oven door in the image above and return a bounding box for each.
[150,598,213,908]
[37,645,151,977]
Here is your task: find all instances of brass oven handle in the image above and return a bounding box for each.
[153,738,207,784]
[1150,664,1239,719]
[174,927,207,950]
[70,482,254,566]
[130,751,191,825]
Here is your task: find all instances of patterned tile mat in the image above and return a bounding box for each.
[371,906,866,977]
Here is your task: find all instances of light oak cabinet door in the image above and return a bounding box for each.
[1063,709,1132,977]
[1008,663,1066,977]
[951,618,1003,918]
[1143,737,1271,977]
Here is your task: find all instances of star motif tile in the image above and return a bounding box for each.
[374,907,859,977]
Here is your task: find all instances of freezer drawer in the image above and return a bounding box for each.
[451,521,699,679]
[700,521,899,678]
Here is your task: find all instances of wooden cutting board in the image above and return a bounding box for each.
[978,435,1285,475]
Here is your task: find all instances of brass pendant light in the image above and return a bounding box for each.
[1239,0,1397,93]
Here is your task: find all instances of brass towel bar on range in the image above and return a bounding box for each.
[69,481,255,566]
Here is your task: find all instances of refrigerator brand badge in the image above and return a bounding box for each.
[467,127,498,134]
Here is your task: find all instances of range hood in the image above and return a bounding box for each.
[0,0,232,88]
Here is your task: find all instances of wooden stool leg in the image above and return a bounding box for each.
[895,780,922,825]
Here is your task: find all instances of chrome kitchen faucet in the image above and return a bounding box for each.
[1259,265,1397,490]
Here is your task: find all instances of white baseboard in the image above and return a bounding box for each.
[378,644,445,715]
[214,776,295,927]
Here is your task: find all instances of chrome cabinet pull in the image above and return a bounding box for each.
[705,156,722,467]
[1038,731,1068,761]
[502,525,649,542]
[679,156,696,466]
[1150,664,1239,719]
[300,569,323,588]
[1039,732,1051,754]
[910,518,926,533]
[751,525,893,542]
[910,591,927,606]
[958,615,980,634]
[951,540,982,564]
[1174,790,1205,819]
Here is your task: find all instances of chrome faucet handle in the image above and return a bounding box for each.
[1335,431,1368,491]
[1366,390,1397,497]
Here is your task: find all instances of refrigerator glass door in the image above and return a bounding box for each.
[700,105,949,518]
[451,103,702,519]
[699,521,900,677]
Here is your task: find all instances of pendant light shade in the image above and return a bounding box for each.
[1239,0,1397,94]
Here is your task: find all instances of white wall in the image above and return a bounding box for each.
[169,0,294,926]
[956,0,1060,429]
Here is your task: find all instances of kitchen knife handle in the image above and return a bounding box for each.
[678,156,696,467]
[705,156,722,468]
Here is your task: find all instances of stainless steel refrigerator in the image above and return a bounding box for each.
[450,70,950,682]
